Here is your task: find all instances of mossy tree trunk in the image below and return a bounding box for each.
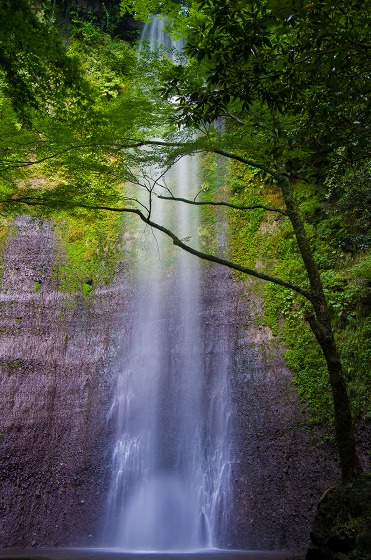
[280,177,363,483]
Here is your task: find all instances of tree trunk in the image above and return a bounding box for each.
[280,176,363,483]
[307,313,363,482]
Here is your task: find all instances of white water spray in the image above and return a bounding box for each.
[104,19,233,551]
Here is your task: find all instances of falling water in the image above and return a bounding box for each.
[104,19,233,551]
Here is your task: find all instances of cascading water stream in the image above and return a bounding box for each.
[104,19,233,551]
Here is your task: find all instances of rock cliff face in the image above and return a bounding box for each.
[0,216,121,547]
[199,266,340,553]
[0,216,360,553]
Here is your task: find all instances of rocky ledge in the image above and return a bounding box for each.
[307,472,371,560]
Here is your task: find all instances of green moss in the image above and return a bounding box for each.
[53,207,123,297]
[226,165,371,426]
[227,163,267,276]
[260,265,333,424]
[0,217,16,287]
[283,321,332,424]
[83,281,93,297]
[34,280,41,292]
[4,358,22,375]
[0,218,12,247]
[337,316,371,419]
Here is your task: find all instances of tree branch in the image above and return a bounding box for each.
[3,195,312,302]
[130,140,280,180]
[127,139,281,180]
[220,112,246,126]
[157,195,287,215]
[0,143,96,170]
[208,147,281,180]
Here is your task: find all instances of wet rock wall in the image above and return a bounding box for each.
[0,216,366,553]
[0,216,123,547]
[199,266,341,554]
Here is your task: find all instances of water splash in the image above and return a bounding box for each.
[104,18,233,551]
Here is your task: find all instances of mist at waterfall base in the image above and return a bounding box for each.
[0,551,290,560]
[102,19,235,553]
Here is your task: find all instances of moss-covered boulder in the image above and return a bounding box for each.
[307,472,371,560]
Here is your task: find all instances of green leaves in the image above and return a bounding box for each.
[0,0,86,121]
[152,0,371,175]
[120,0,189,30]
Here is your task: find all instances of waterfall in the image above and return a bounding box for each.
[104,18,233,551]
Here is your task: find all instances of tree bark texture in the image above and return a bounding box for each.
[280,177,363,483]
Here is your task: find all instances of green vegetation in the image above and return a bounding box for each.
[0,0,83,120]
[226,162,371,426]
[0,7,133,294]
[3,357,23,375]
[54,207,123,295]
[34,280,42,293]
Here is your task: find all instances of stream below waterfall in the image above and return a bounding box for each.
[0,551,291,560]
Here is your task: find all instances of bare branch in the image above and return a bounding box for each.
[3,195,312,302]
[157,195,287,215]
[220,112,246,126]
[124,140,280,180]
[209,148,280,180]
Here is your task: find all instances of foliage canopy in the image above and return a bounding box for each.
[0,0,88,120]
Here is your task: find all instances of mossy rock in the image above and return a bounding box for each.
[307,472,371,560]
